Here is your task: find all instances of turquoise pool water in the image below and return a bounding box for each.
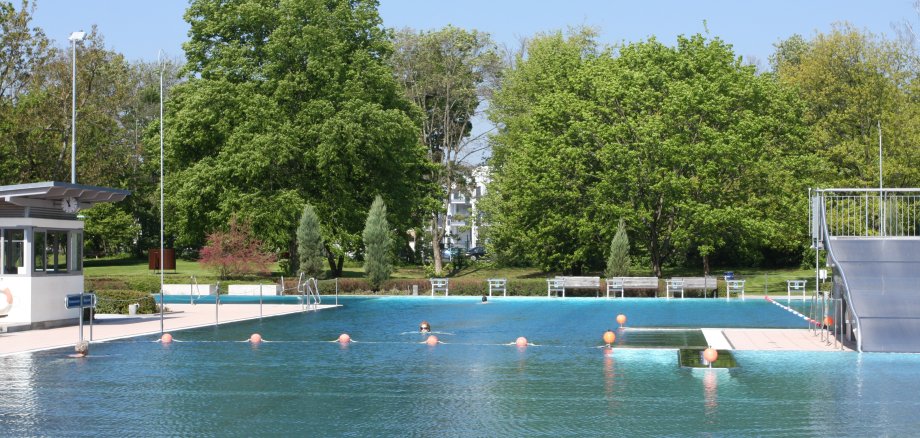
[2,297,918,436]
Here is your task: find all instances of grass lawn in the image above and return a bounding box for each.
[84,255,825,295]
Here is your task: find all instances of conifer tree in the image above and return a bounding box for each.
[297,204,325,277]
[363,196,393,291]
[606,219,630,277]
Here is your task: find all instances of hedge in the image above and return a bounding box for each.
[94,290,158,314]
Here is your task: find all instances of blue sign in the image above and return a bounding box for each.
[65,293,95,309]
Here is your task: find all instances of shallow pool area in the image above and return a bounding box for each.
[2,297,918,436]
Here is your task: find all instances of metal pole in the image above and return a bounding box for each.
[215,282,220,325]
[89,292,93,341]
[259,284,263,320]
[159,50,165,336]
[71,38,77,184]
[335,277,338,306]
[78,290,84,343]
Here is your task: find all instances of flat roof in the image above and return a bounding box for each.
[0,181,130,208]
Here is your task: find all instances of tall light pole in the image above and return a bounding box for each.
[68,31,86,184]
[159,50,165,335]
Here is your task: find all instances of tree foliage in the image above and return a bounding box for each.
[772,24,920,188]
[484,30,812,275]
[391,26,501,275]
[199,217,275,279]
[363,195,393,290]
[606,219,630,277]
[166,0,430,277]
[297,204,325,278]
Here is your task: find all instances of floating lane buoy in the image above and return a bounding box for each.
[616,314,627,327]
[703,347,718,364]
[515,336,528,347]
[824,316,834,327]
[250,333,263,343]
[425,335,439,346]
[603,330,616,346]
[338,333,351,344]
[160,333,173,343]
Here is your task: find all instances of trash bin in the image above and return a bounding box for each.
[128,303,138,316]
[412,285,418,296]
[723,271,735,281]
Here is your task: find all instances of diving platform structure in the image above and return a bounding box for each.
[812,188,920,353]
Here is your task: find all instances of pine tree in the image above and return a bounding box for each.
[297,204,325,277]
[606,219,630,277]
[363,196,393,291]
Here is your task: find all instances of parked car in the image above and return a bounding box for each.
[466,246,486,260]
[441,247,463,261]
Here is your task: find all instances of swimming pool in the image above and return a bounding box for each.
[2,297,918,436]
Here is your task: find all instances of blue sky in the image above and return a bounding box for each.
[32,0,918,63]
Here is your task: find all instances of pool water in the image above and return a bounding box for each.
[2,297,918,436]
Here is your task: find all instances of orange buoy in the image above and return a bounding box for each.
[823,316,834,327]
[703,347,718,363]
[515,336,528,347]
[338,333,351,344]
[616,314,627,327]
[603,330,616,346]
[160,333,173,343]
[425,335,439,346]
[250,333,263,343]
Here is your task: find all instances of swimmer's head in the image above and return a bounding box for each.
[74,341,89,357]
[482,295,488,302]
[419,321,431,332]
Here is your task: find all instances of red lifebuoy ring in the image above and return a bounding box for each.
[0,288,13,316]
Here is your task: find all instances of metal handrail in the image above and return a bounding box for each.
[819,192,862,351]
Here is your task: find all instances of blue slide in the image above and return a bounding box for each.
[827,238,920,353]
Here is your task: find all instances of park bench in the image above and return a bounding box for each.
[666,277,718,299]
[487,278,507,297]
[548,276,600,297]
[606,277,660,298]
[786,280,807,302]
[430,278,449,296]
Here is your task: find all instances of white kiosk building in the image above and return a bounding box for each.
[0,182,129,331]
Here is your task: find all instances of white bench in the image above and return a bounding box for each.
[228,284,280,296]
[606,277,659,298]
[725,280,745,300]
[487,278,507,297]
[666,277,717,298]
[548,276,600,297]
[786,280,807,301]
[161,284,216,295]
[430,278,449,296]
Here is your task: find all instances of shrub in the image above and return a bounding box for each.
[94,290,158,314]
[200,217,276,279]
[606,218,630,277]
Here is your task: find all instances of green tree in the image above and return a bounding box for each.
[391,26,502,275]
[606,219,630,277]
[772,24,920,188]
[362,195,393,291]
[297,204,325,277]
[485,30,812,275]
[166,0,430,277]
[82,203,141,256]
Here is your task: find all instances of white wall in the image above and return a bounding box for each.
[161,284,216,295]
[30,275,83,324]
[0,276,32,324]
[228,284,280,296]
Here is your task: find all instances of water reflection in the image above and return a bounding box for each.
[603,348,618,413]
[703,369,718,422]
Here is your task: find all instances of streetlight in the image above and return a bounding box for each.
[158,49,165,335]
[68,31,86,184]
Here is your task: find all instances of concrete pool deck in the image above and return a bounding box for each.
[0,303,339,356]
[720,328,853,352]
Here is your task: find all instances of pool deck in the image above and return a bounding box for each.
[0,303,339,357]
[719,328,853,352]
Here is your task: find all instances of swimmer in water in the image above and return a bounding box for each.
[419,320,431,333]
[481,295,489,303]
[70,341,89,358]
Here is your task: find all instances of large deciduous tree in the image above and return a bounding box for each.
[166,0,430,276]
[390,26,502,275]
[485,30,812,275]
[772,24,920,188]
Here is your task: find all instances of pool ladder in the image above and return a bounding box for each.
[297,272,321,311]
